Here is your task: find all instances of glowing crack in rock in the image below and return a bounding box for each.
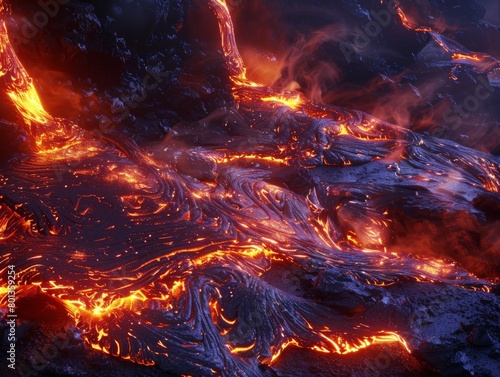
[0,0,499,376]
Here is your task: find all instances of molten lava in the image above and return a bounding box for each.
[1,1,499,376]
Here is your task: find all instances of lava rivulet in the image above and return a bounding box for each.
[1,1,499,376]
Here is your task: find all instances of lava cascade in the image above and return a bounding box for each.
[0,1,499,376]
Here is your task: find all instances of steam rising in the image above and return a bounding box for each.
[0,1,499,376]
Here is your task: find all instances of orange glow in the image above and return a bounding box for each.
[416,259,452,277]
[0,15,83,153]
[338,123,350,135]
[394,4,433,32]
[228,341,257,354]
[0,19,52,142]
[104,164,155,191]
[261,94,304,110]
[64,290,149,317]
[267,331,409,365]
[396,7,414,30]
[451,53,481,62]
[213,153,290,165]
[0,19,49,127]
[170,280,185,297]
[1,0,498,374]
[211,0,248,83]
[317,331,411,355]
[6,84,50,125]
[269,339,300,364]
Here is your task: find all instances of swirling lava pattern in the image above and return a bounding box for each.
[1,1,499,376]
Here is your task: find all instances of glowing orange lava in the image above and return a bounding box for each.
[1,1,499,375]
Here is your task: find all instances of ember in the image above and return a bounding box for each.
[1,0,499,376]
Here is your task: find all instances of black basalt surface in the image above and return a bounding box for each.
[0,1,499,377]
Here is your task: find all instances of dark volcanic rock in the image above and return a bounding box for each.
[230,0,500,154]
[6,0,233,143]
[1,1,499,377]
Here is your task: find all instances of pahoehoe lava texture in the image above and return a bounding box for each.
[1,1,500,377]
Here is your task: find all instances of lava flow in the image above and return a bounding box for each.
[0,0,499,376]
